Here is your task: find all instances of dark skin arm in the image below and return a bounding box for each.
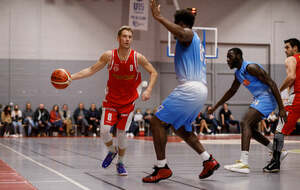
[246,64,287,122]
[150,0,193,43]
[209,78,241,114]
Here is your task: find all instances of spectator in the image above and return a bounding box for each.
[258,119,267,135]
[23,102,36,136]
[0,104,3,122]
[0,104,2,135]
[73,103,89,136]
[204,106,221,135]
[0,105,12,137]
[60,104,73,136]
[219,103,240,133]
[134,108,144,134]
[34,104,50,136]
[193,112,211,136]
[50,104,63,136]
[265,111,278,135]
[88,103,100,137]
[11,104,23,137]
[143,108,153,136]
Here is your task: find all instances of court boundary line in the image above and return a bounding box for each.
[0,142,91,190]
[84,172,126,190]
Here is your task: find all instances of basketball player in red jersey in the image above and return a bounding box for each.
[71,26,158,175]
[264,38,300,172]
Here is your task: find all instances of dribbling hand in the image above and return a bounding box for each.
[141,90,151,101]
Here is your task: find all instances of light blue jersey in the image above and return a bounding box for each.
[156,32,207,131]
[174,32,206,84]
[235,61,277,117]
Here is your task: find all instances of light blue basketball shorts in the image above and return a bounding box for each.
[250,94,277,118]
[155,81,207,132]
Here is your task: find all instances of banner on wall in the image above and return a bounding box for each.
[129,0,149,31]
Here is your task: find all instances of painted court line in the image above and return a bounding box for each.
[0,143,91,190]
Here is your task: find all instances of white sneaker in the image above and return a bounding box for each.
[224,160,250,174]
[93,133,96,137]
[207,129,212,133]
[217,126,222,130]
[199,132,204,136]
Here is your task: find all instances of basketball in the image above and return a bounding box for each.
[50,68,72,89]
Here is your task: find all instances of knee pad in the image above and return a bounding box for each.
[100,125,112,143]
[117,129,127,149]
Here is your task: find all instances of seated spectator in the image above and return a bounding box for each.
[23,102,36,136]
[50,104,63,136]
[88,103,100,137]
[60,104,73,136]
[34,104,51,136]
[204,106,221,135]
[193,112,211,136]
[11,104,23,137]
[0,105,12,137]
[258,119,267,135]
[219,103,240,133]
[73,103,89,136]
[134,108,144,133]
[126,117,139,137]
[143,108,153,136]
[265,111,278,135]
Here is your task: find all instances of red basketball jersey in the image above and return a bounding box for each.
[104,49,142,105]
[292,54,300,94]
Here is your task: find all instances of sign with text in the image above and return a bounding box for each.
[129,0,149,31]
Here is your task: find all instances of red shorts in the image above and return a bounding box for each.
[282,93,300,135]
[101,101,135,131]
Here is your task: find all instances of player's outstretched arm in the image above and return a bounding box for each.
[138,53,158,101]
[246,64,287,121]
[71,51,111,81]
[280,56,297,92]
[149,0,193,42]
[210,78,241,114]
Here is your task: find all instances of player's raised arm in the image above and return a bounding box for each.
[149,0,193,43]
[71,51,111,80]
[137,53,158,101]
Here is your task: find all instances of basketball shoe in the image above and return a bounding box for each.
[116,163,128,176]
[224,160,250,174]
[102,151,117,168]
[142,164,173,183]
[263,151,281,173]
[199,155,220,179]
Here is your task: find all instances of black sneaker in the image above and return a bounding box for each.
[263,159,280,173]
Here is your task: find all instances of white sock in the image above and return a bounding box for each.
[107,144,116,153]
[240,151,249,165]
[157,159,167,167]
[118,155,124,163]
[267,142,273,151]
[200,151,210,161]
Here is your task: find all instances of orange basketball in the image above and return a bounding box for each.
[51,69,72,89]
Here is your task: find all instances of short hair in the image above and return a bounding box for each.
[229,47,243,59]
[284,38,300,51]
[117,25,133,37]
[174,9,195,28]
